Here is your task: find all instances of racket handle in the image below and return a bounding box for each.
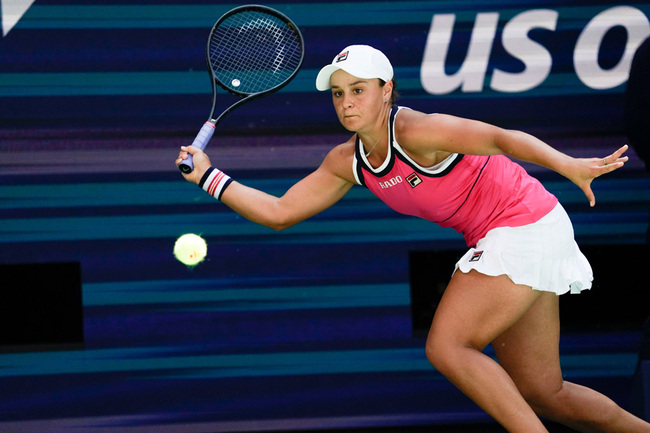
[179,121,216,174]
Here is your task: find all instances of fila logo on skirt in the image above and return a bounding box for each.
[469,251,483,262]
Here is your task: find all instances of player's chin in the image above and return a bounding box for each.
[339,116,361,132]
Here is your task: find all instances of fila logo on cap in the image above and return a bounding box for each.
[336,51,349,63]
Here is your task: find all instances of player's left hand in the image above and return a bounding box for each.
[570,144,628,207]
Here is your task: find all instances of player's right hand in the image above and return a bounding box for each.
[176,145,212,184]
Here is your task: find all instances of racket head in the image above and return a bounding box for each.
[207,5,304,98]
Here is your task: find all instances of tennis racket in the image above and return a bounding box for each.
[178,4,304,174]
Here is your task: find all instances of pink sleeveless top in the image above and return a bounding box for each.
[352,106,558,247]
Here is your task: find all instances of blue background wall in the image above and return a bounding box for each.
[2,0,650,135]
[1,1,649,431]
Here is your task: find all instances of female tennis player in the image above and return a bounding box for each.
[176,45,649,432]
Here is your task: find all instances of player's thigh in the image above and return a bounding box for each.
[492,291,564,398]
[427,269,543,352]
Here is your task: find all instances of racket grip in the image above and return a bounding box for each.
[179,121,216,174]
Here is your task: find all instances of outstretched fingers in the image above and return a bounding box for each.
[581,145,629,207]
[601,144,629,169]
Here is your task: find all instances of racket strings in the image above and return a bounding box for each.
[210,10,302,94]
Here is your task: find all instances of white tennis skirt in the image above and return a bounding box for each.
[454,203,592,295]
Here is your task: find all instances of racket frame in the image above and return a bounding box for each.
[179,4,304,174]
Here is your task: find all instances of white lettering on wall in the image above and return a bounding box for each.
[420,12,499,94]
[491,9,557,93]
[574,6,650,89]
[421,6,650,94]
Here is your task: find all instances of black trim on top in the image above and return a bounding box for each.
[357,106,467,181]
[440,156,491,223]
[353,135,366,187]
[394,151,465,178]
[355,106,399,182]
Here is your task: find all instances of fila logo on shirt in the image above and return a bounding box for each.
[378,173,422,189]
[406,173,422,188]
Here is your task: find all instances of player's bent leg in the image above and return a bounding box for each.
[425,269,548,432]
[492,291,650,433]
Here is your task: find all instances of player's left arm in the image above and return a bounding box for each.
[399,110,628,206]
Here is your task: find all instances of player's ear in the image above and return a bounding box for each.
[381,79,393,102]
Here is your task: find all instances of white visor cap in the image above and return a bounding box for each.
[315,45,393,91]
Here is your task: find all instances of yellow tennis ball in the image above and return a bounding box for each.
[173,233,207,266]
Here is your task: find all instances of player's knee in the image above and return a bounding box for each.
[519,381,574,420]
[424,329,463,376]
[520,387,556,416]
[524,382,621,427]
[424,331,446,371]
[424,338,439,368]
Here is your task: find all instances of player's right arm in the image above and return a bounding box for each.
[177,140,356,231]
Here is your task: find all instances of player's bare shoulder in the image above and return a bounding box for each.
[394,108,454,165]
[321,136,357,184]
[394,108,438,146]
[394,108,431,141]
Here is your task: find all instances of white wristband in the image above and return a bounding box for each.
[198,167,233,200]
